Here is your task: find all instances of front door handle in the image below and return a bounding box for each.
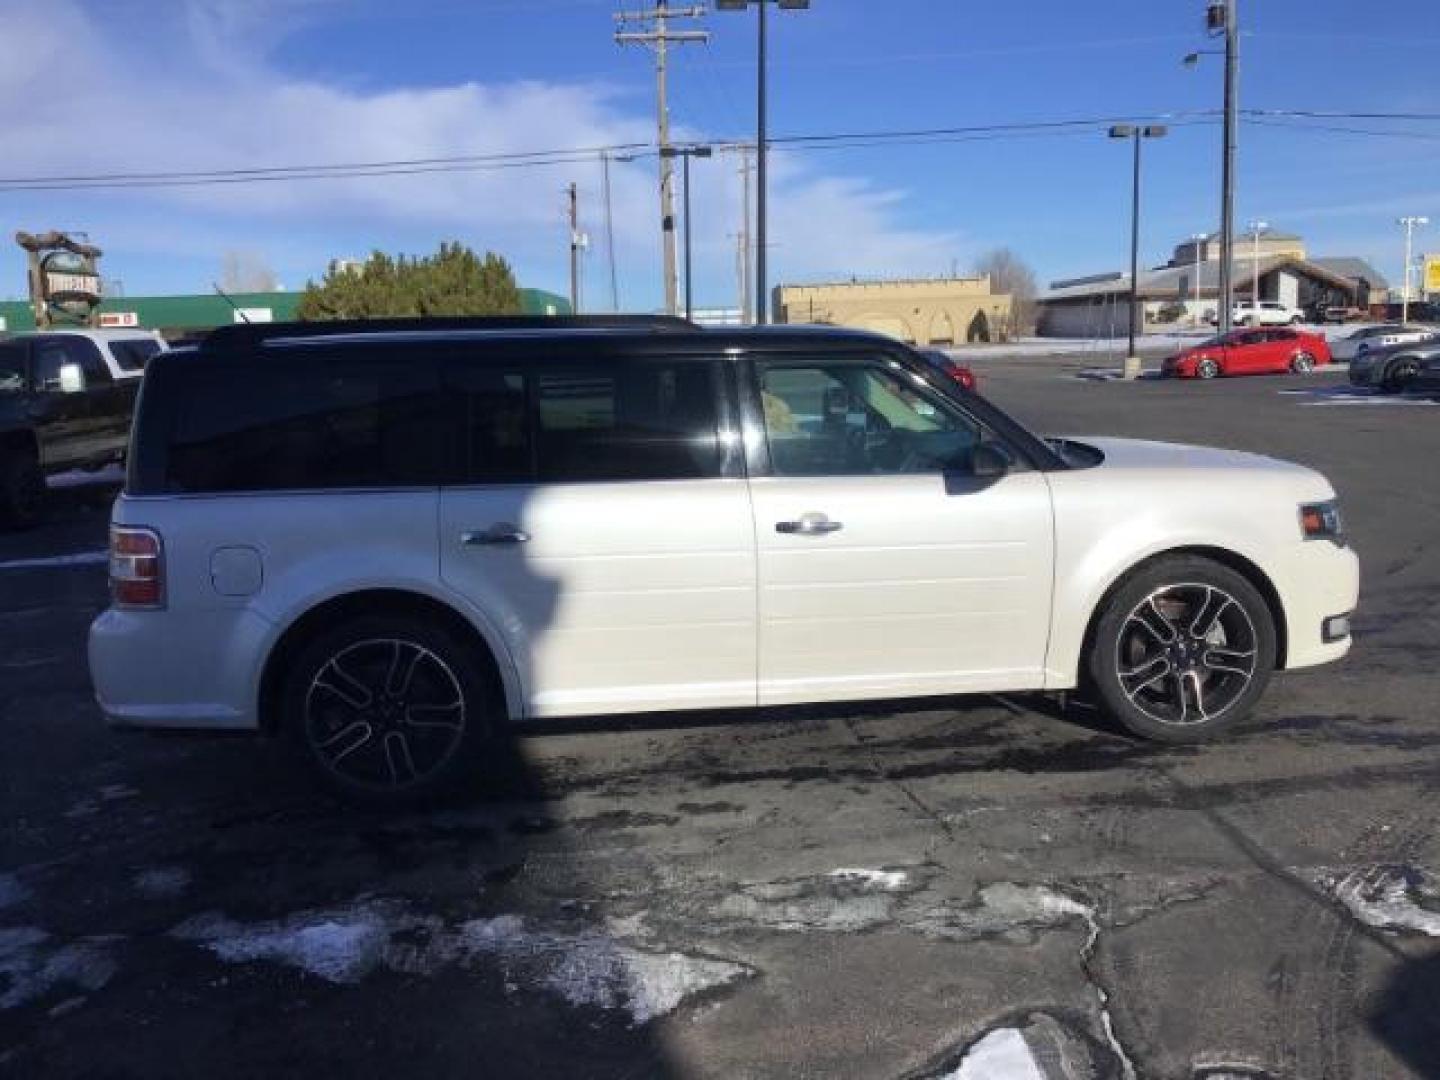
[776,515,843,536]
[461,524,530,546]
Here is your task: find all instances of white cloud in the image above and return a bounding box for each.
[0,0,958,305]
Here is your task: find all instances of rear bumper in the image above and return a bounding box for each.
[89,607,270,731]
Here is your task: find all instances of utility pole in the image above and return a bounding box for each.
[1247,219,1267,317]
[600,151,620,311]
[615,3,708,316]
[567,182,589,314]
[1216,0,1238,334]
[1398,216,1429,323]
[738,145,753,322]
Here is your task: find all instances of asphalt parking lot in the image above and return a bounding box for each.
[2,358,1438,1080]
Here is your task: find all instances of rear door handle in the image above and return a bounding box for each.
[776,515,843,536]
[461,524,530,546]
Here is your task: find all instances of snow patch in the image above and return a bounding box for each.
[829,868,910,891]
[941,1027,1046,1080]
[1310,865,1440,937]
[171,901,751,1024]
[0,927,118,1009]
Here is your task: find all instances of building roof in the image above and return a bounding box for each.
[1039,254,1366,303]
[1309,256,1388,289]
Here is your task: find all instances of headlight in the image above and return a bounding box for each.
[1299,499,1344,543]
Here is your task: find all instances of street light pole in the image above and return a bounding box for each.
[661,144,713,321]
[1398,216,1430,323]
[1191,232,1206,325]
[1247,219,1267,320]
[1109,123,1167,372]
[717,0,809,324]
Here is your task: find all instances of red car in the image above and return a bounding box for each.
[920,348,978,391]
[1162,328,1331,379]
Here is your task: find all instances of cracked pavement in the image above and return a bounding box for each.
[3,359,1439,1078]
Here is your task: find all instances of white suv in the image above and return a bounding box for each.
[89,319,1359,802]
[1211,301,1304,327]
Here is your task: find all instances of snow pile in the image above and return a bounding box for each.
[828,868,910,891]
[1309,864,1440,937]
[941,1027,1046,1080]
[171,900,751,1025]
[0,927,118,1009]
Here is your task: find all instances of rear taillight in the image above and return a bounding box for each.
[110,526,165,609]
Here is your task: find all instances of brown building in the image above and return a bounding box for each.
[772,276,1014,345]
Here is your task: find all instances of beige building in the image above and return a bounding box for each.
[772,276,1013,346]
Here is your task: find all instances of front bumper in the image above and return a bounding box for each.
[1274,540,1360,670]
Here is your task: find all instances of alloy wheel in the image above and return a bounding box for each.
[1114,583,1258,727]
[1196,358,1220,379]
[304,638,467,792]
[1290,352,1315,374]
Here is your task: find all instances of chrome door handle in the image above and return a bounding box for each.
[461,525,530,546]
[776,516,842,536]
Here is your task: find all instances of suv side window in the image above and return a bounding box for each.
[64,337,112,384]
[34,343,70,391]
[0,343,25,392]
[532,359,724,483]
[757,360,985,476]
[164,352,442,493]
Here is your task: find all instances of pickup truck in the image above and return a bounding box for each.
[1,331,163,527]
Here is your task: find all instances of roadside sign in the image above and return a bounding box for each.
[1425,255,1440,295]
[98,311,140,328]
[233,308,274,323]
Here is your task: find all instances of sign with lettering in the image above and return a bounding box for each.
[98,311,139,328]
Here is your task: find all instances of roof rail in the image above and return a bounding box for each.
[201,314,700,351]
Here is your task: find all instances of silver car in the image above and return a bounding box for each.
[1348,328,1440,392]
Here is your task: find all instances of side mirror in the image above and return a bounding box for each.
[58,363,86,393]
[971,443,1013,479]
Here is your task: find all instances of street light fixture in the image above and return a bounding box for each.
[1108,123,1167,373]
[660,144,713,321]
[716,0,810,325]
[1398,216,1430,323]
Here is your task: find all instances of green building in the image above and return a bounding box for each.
[0,287,571,337]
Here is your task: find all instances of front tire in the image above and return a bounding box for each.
[1195,358,1221,380]
[1086,556,1276,743]
[281,615,500,805]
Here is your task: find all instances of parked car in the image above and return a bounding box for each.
[89,318,1358,803]
[1,331,147,526]
[1331,323,1438,364]
[1317,304,1365,324]
[1349,335,1440,394]
[919,347,978,391]
[1208,301,1305,327]
[1162,327,1331,379]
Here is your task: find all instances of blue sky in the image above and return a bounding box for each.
[1,0,1437,310]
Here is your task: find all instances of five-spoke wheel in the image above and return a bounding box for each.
[1088,556,1275,742]
[283,615,497,803]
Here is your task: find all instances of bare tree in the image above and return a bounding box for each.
[972,248,1038,338]
[219,250,279,294]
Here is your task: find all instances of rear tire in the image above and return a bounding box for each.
[280,614,503,806]
[1289,352,1316,375]
[0,452,47,529]
[1382,357,1420,394]
[1086,556,1276,743]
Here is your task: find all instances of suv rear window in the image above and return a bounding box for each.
[109,338,163,372]
[160,353,443,493]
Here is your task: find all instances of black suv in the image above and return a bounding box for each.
[0,333,139,526]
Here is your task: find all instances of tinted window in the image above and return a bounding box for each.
[532,359,722,482]
[164,354,442,493]
[64,337,111,383]
[454,365,530,484]
[34,343,69,390]
[0,344,24,392]
[758,361,983,476]
[109,338,162,372]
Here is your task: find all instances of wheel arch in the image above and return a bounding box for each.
[256,588,521,734]
[1077,545,1289,682]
